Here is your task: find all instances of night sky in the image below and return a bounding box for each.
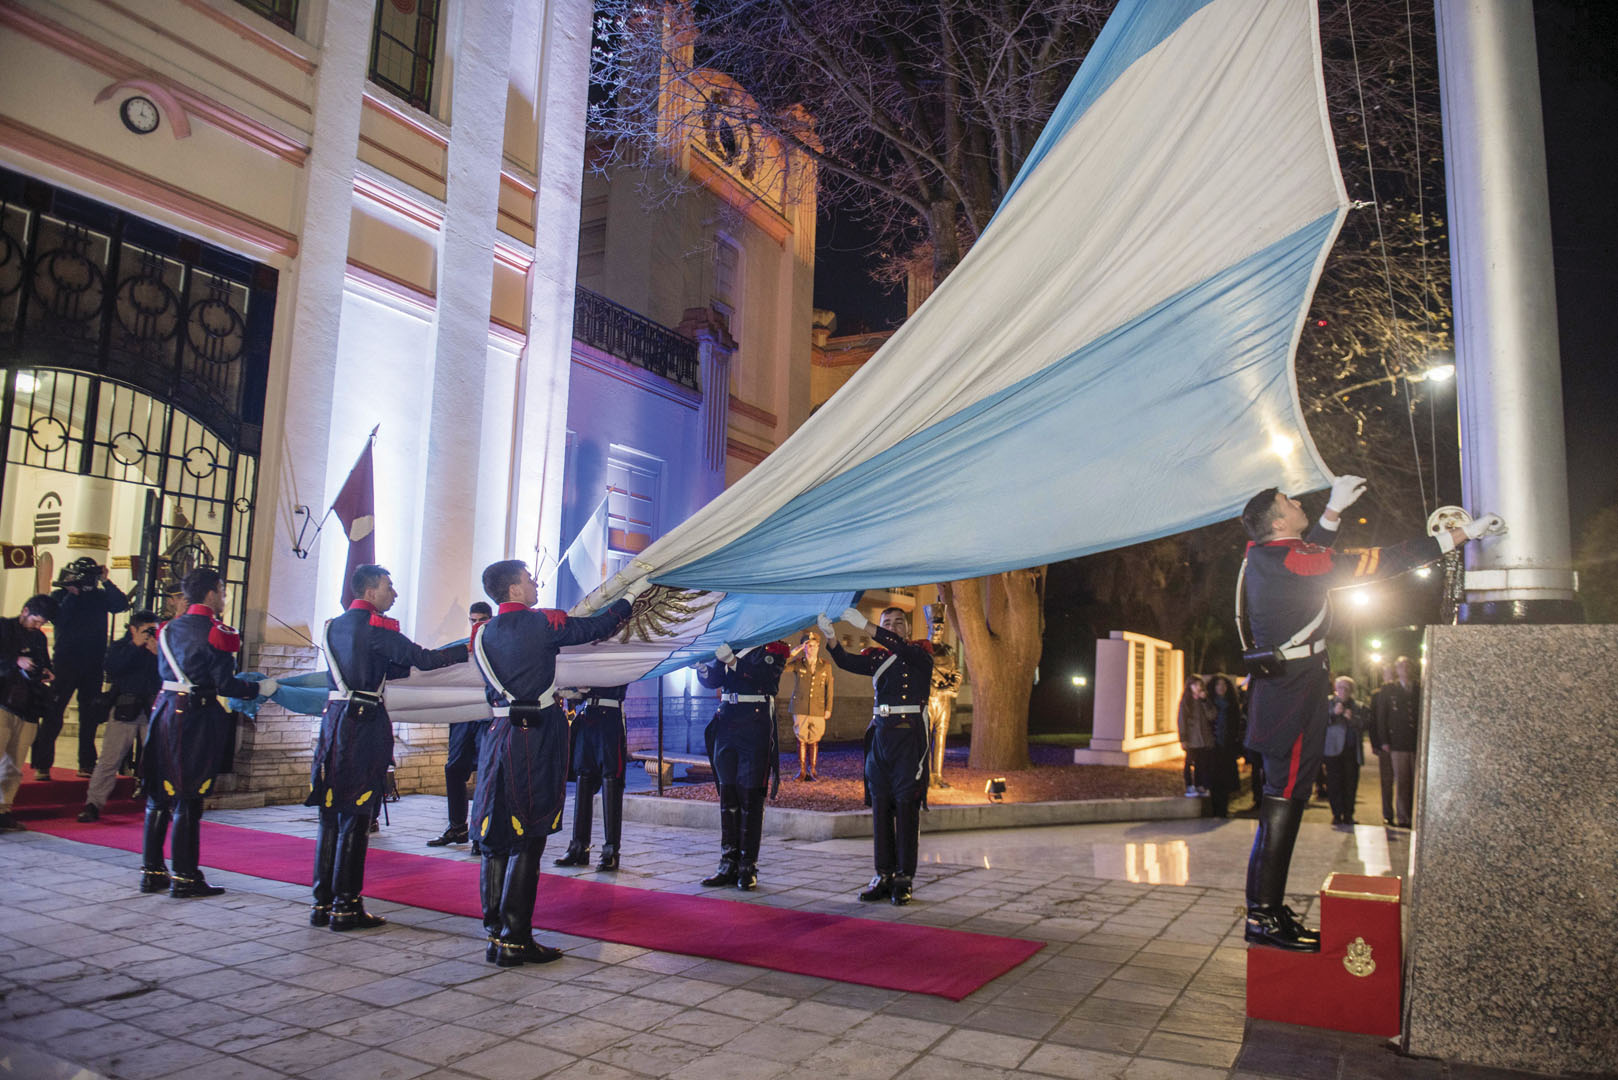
[813,1,1618,535]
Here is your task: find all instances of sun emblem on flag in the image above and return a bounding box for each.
[614,585,718,644]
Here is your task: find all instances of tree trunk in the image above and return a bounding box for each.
[941,568,1044,772]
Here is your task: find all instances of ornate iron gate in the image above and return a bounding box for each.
[0,168,274,629]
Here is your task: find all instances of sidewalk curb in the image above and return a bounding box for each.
[623,793,1204,840]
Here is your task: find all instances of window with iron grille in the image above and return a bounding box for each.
[369,0,441,113]
[233,0,297,33]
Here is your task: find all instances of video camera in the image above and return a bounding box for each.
[52,555,106,590]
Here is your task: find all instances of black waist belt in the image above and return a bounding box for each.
[502,702,554,728]
[162,684,216,698]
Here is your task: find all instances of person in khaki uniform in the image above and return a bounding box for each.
[783,631,834,781]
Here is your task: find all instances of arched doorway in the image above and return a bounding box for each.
[0,167,273,629]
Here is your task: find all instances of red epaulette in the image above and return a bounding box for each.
[910,639,935,655]
[539,608,567,631]
[1274,537,1334,576]
[369,613,401,633]
[208,621,242,652]
[764,641,791,658]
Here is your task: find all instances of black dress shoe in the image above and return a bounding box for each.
[553,844,590,867]
[427,826,469,847]
[858,874,892,902]
[138,868,170,893]
[495,937,563,967]
[77,804,100,823]
[735,863,759,891]
[1244,906,1320,951]
[170,875,225,898]
[329,899,386,931]
[595,847,619,872]
[309,904,331,928]
[701,860,739,887]
[889,875,914,906]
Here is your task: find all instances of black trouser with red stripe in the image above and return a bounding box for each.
[1245,659,1328,917]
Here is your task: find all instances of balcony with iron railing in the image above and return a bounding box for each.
[572,287,700,392]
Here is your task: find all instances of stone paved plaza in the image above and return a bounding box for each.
[0,788,1553,1080]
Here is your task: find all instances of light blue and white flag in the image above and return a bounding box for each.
[274,0,1345,722]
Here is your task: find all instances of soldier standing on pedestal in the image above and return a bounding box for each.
[1237,478,1504,950]
[821,606,933,906]
[141,567,275,898]
[471,560,642,966]
[695,640,789,891]
[308,564,466,930]
[554,684,630,871]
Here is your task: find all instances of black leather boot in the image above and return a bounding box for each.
[169,799,223,898]
[701,784,741,886]
[1244,795,1319,951]
[139,800,171,894]
[735,787,764,891]
[596,778,624,871]
[555,776,597,866]
[892,799,919,906]
[859,874,893,901]
[480,851,509,962]
[310,808,338,926]
[870,797,896,876]
[330,814,385,930]
[497,836,561,966]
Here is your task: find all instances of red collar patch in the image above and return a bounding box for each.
[185,604,215,618]
[349,598,378,613]
[497,601,528,615]
[369,613,401,632]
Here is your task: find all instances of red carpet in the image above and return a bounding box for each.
[12,768,139,818]
[27,815,1042,1000]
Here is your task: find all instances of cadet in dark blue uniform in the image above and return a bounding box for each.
[554,684,630,871]
[695,640,788,891]
[428,601,493,852]
[1238,479,1504,949]
[822,605,934,905]
[471,560,643,966]
[308,564,466,930]
[141,567,274,898]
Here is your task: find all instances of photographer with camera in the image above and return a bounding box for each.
[32,556,128,780]
[0,594,58,832]
[77,611,162,823]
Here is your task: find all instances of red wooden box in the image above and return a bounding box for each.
[1246,873,1402,1037]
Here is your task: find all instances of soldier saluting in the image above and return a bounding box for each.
[308,564,467,930]
[141,567,276,898]
[471,560,645,966]
[821,605,933,906]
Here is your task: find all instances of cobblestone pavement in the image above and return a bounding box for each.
[0,786,1549,1080]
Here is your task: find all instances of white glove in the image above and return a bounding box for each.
[1327,475,1367,513]
[624,575,654,603]
[815,613,836,640]
[255,677,280,697]
[713,642,736,666]
[840,606,869,632]
[1462,513,1507,541]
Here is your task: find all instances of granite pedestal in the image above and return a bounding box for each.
[1403,624,1618,1075]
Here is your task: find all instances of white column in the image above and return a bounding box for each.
[1435,0,1579,622]
[509,0,595,606]
[409,0,518,643]
[247,0,373,642]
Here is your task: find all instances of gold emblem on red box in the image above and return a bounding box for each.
[1343,936,1376,977]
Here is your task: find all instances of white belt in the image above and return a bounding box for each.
[586,698,621,710]
[492,689,558,717]
[160,680,196,694]
[723,694,772,704]
[875,704,923,716]
[1276,640,1329,661]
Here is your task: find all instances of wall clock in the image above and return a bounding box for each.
[120,96,160,135]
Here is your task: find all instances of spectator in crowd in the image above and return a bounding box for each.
[1206,674,1245,818]
[0,595,56,832]
[34,556,128,779]
[1324,675,1366,826]
[1177,675,1215,798]
[1369,661,1398,825]
[77,611,162,823]
[429,601,494,850]
[1373,655,1421,828]
[783,630,834,781]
